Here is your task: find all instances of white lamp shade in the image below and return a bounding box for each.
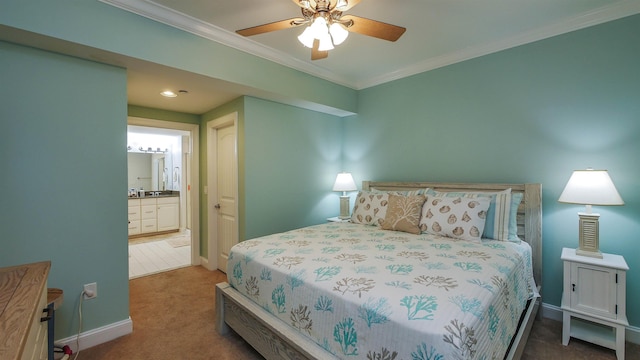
[333,172,357,192]
[297,26,315,48]
[317,31,334,51]
[329,23,349,45]
[558,169,624,206]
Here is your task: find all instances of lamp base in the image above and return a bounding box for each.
[575,248,603,259]
[339,196,351,219]
[576,212,602,259]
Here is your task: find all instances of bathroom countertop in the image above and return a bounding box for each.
[128,191,179,199]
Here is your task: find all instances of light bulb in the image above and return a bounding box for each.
[329,23,348,45]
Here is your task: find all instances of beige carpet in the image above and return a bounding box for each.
[80,266,640,360]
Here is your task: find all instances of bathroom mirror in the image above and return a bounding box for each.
[127,152,174,191]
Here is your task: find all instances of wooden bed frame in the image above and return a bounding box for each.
[216,181,542,360]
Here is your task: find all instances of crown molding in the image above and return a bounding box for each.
[99,0,354,89]
[356,1,640,89]
[102,0,640,90]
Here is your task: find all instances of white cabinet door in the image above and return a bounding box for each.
[570,262,618,319]
[157,202,179,231]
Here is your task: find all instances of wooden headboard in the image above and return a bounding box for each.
[362,181,543,289]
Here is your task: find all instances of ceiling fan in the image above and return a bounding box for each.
[236,0,406,60]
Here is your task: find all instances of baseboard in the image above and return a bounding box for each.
[541,302,640,345]
[56,317,133,352]
[200,256,213,270]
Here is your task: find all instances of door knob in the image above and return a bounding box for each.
[214,204,221,209]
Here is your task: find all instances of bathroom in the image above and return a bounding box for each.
[127,125,191,278]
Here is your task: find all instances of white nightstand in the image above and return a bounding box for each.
[561,247,629,360]
[327,216,350,222]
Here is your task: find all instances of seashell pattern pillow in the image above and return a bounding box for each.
[419,196,491,241]
[351,189,430,226]
[381,194,427,234]
[351,191,390,226]
[428,188,512,241]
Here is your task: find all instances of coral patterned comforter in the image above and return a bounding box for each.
[227,222,538,360]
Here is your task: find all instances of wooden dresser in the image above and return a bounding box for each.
[0,261,51,360]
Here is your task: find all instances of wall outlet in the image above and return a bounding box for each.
[83,282,97,300]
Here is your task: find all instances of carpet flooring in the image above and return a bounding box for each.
[79,266,639,360]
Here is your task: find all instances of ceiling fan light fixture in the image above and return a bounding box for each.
[310,16,328,35]
[299,0,312,9]
[329,22,348,45]
[297,26,316,48]
[335,0,348,11]
[317,32,334,51]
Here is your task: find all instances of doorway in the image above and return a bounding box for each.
[127,117,200,278]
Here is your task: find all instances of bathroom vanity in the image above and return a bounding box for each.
[128,193,179,236]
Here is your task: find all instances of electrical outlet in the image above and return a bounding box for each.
[83,282,97,300]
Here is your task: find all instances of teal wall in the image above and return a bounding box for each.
[0,42,130,338]
[243,97,343,239]
[343,15,640,327]
[0,0,357,115]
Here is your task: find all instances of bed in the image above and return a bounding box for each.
[216,181,542,360]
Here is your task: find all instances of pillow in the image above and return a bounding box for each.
[508,192,523,241]
[381,194,427,234]
[351,189,431,226]
[419,196,491,242]
[427,188,512,241]
[350,191,390,226]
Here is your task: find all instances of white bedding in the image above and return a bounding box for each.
[227,222,538,360]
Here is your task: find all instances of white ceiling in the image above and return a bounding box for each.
[102,0,640,114]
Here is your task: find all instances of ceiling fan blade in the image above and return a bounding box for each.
[236,18,304,37]
[311,39,329,60]
[341,15,406,42]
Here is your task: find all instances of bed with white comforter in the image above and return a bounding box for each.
[226,221,538,360]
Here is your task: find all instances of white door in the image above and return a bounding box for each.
[215,124,238,272]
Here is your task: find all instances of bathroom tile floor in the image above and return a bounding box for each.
[128,230,191,279]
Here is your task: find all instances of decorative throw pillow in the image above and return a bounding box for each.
[350,191,390,226]
[427,188,512,241]
[508,192,524,241]
[419,196,491,241]
[381,194,427,234]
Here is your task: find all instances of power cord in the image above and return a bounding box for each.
[72,289,92,360]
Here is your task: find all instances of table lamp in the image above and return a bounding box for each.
[558,169,624,258]
[333,172,357,219]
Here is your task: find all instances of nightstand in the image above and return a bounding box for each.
[561,247,629,360]
[327,216,350,222]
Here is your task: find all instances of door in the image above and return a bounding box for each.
[215,123,238,272]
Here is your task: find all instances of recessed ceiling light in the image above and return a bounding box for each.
[160,90,177,98]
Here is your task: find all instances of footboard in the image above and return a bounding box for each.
[216,282,337,360]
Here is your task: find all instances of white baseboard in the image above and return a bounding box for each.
[200,256,213,270]
[541,302,640,345]
[55,317,133,352]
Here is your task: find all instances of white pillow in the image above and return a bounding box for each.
[428,188,512,241]
[419,195,491,242]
